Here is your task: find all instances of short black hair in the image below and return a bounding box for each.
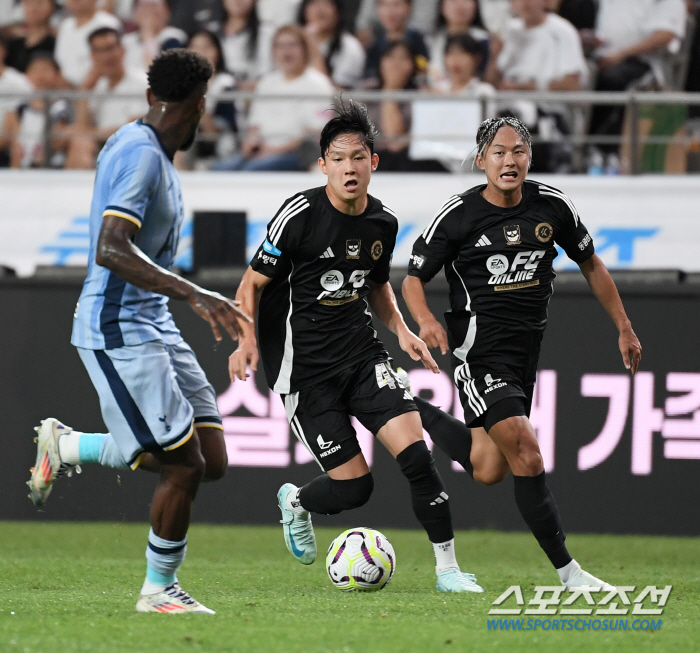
[444,32,481,57]
[320,98,378,157]
[88,26,122,46]
[147,49,213,103]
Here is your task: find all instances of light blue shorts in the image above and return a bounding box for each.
[77,340,221,469]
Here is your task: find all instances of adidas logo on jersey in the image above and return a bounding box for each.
[475,234,492,247]
[319,247,334,259]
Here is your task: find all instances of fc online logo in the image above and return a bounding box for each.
[486,255,509,274]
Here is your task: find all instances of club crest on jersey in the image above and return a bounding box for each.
[320,270,344,291]
[375,363,396,389]
[535,222,553,243]
[346,239,361,259]
[503,225,521,245]
[371,240,383,260]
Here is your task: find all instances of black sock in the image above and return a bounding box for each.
[397,441,454,543]
[513,472,572,569]
[298,473,374,515]
[414,395,474,477]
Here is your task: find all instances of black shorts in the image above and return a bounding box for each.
[282,357,417,472]
[446,311,541,432]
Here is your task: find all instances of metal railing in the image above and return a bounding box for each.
[1,89,700,174]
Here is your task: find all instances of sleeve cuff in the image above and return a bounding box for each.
[103,206,143,229]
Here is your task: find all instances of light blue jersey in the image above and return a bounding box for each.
[71,120,184,350]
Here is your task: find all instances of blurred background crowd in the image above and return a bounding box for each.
[0,0,698,173]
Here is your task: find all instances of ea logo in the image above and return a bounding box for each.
[486,255,508,274]
[320,270,344,291]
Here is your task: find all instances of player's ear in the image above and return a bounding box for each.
[146,88,155,107]
[371,153,379,171]
[475,154,485,171]
[318,156,327,175]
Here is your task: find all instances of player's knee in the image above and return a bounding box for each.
[396,440,438,484]
[168,448,206,489]
[202,448,228,481]
[515,447,543,476]
[473,466,508,486]
[331,473,374,510]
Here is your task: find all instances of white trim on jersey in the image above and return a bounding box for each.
[451,260,471,312]
[273,264,295,395]
[363,298,378,339]
[536,184,579,226]
[422,195,463,244]
[269,195,310,246]
[285,393,324,469]
[382,203,398,218]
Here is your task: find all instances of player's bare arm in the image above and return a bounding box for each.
[578,253,642,374]
[367,280,439,374]
[401,276,449,355]
[228,266,272,381]
[96,214,251,342]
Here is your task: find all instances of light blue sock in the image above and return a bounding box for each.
[77,433,106,463]
[143,529,187,592]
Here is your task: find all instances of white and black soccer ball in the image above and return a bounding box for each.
[325,527,396,591]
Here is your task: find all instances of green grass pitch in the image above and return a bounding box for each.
[0,522,697,653]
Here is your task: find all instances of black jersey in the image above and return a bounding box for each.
[407,180,595,355]
[251,186,398,394]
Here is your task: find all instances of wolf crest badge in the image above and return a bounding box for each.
[346,239,361,259]
[503,225,521,245]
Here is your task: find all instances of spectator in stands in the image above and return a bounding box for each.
[549,0,596,32]
[0,33,33,165]
[101,0,136,22]
[5,0,56,73]
[427,0,488,84]
[211,24,333,171]
[168,0,225,34]
[186,29,237,162]
[355,0,440,46]
[220,0,275,86]
[363,0,429,83]
[589,0,687,148]
[475,0,511,36]
[0,0,23,27]
[54,0,121,87]
[64,26,147,168]
[433,32,493,95]
[122,0,186,74]
[257,0,302,27]
[3,53,70,168]
[364,39,421,171]
[298,0,365,88]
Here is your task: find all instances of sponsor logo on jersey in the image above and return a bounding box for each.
[375,363,396,389]
[503,225,521,245]
[535,222,553,243]
[578,233,592,251]
[319,247,334,259]
[487,250,546,290]
[371,240,383,260]
[317,434,333,450]
[484,374,507,394]
[320,444,342,458]
[320,270,344,291]
[475,234,492,247]
[486,255,509,274]
[257,251,277,265]
[346,239,361,259]
[263,238,282,256]
[410,253,426,269]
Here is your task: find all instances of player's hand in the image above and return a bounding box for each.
[619,325,641,374]
[188,287,252,342]
[229,339,259,382]
[398,328,439,374]
[417,316,449,356]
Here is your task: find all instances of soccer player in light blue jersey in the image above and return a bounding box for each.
[27,49,250,614]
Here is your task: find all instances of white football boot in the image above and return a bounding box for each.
[277,483,317,565]
[436,568,485,593]
[562,560,614,591]
[136,582,215,614]
[27,418,80,507]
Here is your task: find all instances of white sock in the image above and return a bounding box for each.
[57,433,82,465]
[433,539,459,574]
[557,559,579,583]
[140,577,172,596]
[285,487,308,516]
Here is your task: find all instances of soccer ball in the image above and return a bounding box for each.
[325,527,396,591]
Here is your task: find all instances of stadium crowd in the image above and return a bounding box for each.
[0,0,697,173]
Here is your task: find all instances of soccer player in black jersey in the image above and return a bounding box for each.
[403,116,642,589]
[229,102,483,592]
